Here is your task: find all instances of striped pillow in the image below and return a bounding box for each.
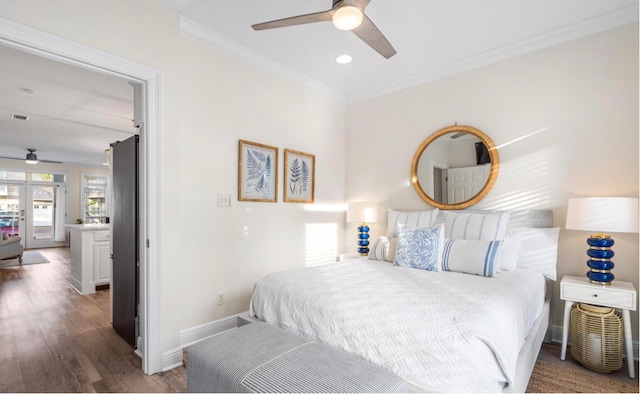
[442,238,502,277]
[443,211,510,241]
[368,237,390,261]
[387,209,439,238]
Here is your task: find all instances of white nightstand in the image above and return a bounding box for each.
[560,275,637,378]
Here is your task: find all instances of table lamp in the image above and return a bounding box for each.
[347,202,379,256]
[565,197,639,285]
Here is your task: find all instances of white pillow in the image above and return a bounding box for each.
[443,211,510,241]
[516,227,560,281]
[368,236,390,261]
[498,231,522,271]
[441,238,502,277]
[393,224,444,271]
[387,209,439,238]
[385,238,398,262]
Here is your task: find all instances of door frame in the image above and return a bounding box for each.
[0,18,163,374]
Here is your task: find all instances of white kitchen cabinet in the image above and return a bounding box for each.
[67,224,111,295]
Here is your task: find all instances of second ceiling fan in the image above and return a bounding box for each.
[252,0,396,59]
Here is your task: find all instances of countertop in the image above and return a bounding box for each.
[65,224,110,231]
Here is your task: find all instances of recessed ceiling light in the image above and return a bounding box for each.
[336,55,352,64]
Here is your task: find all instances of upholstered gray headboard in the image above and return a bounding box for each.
[434,209,554,230]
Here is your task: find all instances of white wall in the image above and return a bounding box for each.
[175,35,346,337]
[346,23,639,340]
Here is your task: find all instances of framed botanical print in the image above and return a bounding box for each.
[238,139,278,202]
[283,148,315,203]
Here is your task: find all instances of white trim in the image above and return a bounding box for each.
[0,17,163,374]
[162,0,195,11]
[179,16,346,103]
[161,312,253,371]
[179,315,239,347]
[178,4,637,104]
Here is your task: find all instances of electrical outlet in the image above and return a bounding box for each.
[216,291,225,306]
[217,193,231,207]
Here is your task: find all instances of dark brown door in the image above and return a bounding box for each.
[111,135,139,347]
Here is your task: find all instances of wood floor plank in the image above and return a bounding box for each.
[0,247,186,393]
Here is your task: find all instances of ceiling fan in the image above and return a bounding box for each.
[0,149,63,164]
[251,0,396,59]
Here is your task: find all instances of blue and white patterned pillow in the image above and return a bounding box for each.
[393,224,444,271]
[441,238,502,277]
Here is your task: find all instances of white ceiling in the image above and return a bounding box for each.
[0,44,136,167]
[0,0,637,167]
[176,0,638,101]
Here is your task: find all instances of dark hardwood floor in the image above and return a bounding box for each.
[0,247,186,393]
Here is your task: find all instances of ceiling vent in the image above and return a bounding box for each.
[11,114,29,121]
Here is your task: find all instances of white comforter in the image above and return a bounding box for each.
[250,258,546,392]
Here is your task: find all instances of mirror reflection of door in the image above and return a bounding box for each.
[446,165,490,204]
[411,124,499,210]
[433,166,447,203]
[417,133,488,204]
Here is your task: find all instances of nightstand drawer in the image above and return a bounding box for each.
[562,284,634,309]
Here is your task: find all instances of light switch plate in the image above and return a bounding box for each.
[217,193,231,207]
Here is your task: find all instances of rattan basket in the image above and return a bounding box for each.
[570,303,623,373]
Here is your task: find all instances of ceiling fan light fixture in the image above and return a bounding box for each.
[25,149,38,164]
[332,6,363,30]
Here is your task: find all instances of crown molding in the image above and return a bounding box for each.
[347,3,639,104]
[163,0,195,11]
[180,16,346,102]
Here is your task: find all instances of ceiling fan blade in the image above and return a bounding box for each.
[0,156,62,164]
[252,10,334,31]
[351,15,396,59]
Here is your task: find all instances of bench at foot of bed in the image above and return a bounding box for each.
[185,320,406,393]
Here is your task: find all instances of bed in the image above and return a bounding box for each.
[250,209,559,392]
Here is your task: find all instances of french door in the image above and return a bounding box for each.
[0,182,66,249]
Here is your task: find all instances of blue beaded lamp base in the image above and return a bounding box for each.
[586,234,615,285]
[357,224,370,256]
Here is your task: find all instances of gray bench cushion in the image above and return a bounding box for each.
[186,321,406,393]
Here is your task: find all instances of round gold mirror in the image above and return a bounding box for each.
[411,125,499,210]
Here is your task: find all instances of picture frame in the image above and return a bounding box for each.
[284,148,315,204]
[238,139,279,202]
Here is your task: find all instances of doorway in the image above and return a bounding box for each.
[0,17,162,374]
[0,179,67,249]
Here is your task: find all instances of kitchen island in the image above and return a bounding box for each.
[66,224,111,294]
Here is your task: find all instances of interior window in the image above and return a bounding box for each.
[82,174,109,224]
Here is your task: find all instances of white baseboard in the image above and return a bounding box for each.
[549,324,639,360]
[161,312,250,372]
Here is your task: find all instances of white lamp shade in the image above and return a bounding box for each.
[566,197,639,233]
[347,202,378,223]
